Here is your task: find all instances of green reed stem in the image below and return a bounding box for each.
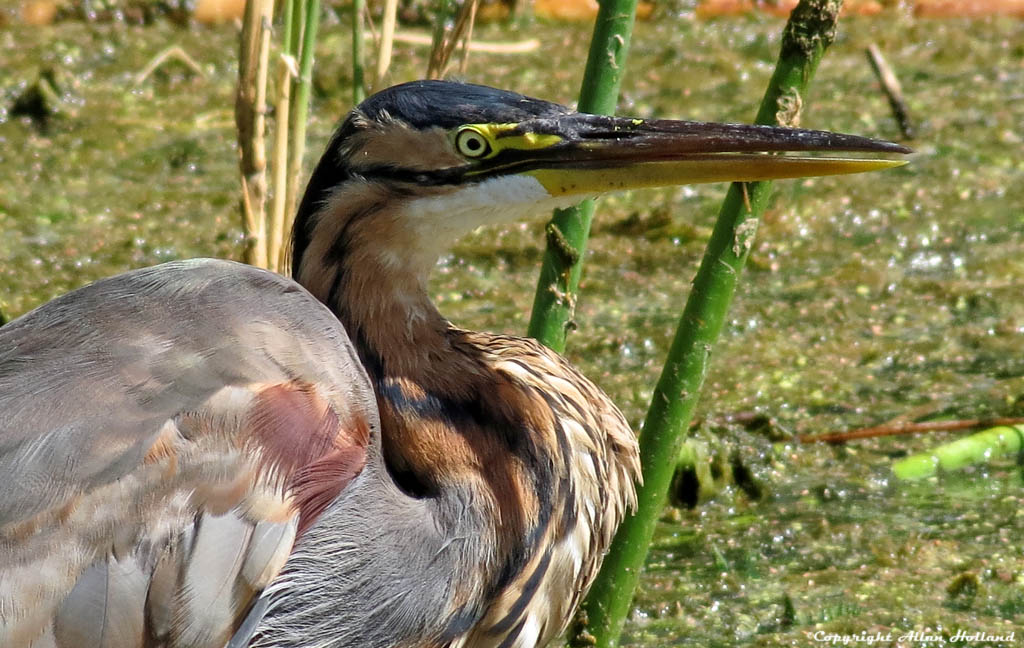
[571,2,845,646]
[526,0,639,352]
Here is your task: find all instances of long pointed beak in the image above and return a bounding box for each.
[491,114,912,197]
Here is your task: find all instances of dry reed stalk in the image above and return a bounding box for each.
[376,0,399,89]
[268,52,298,272]
[426,0,481,78]
[866,43,915,139]
[236,0,275,268]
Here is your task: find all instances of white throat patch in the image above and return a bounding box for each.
[401,175,588,266]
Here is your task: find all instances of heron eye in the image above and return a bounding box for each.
[455,128,492,158]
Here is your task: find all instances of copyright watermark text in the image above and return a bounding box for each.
[811,629,1016,644]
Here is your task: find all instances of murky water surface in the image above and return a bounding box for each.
[2,8,1023,646]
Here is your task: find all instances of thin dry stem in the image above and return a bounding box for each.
[390,31,539,53]
[268,53,297,273]
[376,0,399,89]
[427,0,482,78]
[866,42,915,139]
[458,0,479,74]
[134,45,205,87]
[236,0,275,268]
[799,417,1024,444]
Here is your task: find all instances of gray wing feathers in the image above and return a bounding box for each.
[38,510,300,648]
[0,259,373,525]
[0,259,377,648]
[241,519,298,590]
[53,557,148,648]
[172,512,254,648]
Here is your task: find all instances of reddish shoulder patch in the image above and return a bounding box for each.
[290,436,368,535]
[248,382,371,534]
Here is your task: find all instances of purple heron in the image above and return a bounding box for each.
[0,81,908,648]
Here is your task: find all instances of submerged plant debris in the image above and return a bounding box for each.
[1,9,1022,647]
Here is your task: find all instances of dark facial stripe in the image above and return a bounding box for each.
[350,164,468,187]
[349,142,613,188]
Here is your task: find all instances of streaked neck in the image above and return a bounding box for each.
[292,185,456,385]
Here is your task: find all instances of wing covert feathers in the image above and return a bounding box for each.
[0,260,377,648]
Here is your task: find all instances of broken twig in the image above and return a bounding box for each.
[134,45,205,87]
[866,43,915,139]
[799,416,1024,444]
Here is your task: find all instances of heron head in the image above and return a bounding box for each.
[291,80,909,285]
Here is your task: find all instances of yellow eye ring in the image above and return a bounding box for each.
[455,127,492,159]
